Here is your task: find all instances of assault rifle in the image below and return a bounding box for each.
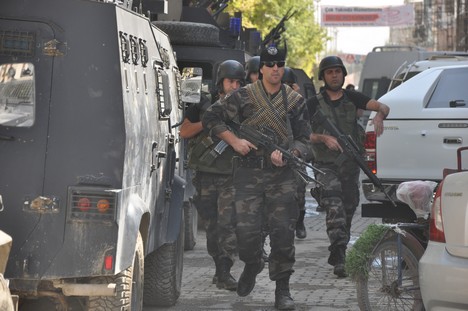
[260,8,297,46]
[312,109,397,207]
[228,121,324,185]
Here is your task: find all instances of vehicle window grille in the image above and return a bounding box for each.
[0,31,35,57]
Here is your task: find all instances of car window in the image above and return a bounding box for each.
[389,71,421,91]
[427,68,468,108]
[0,62,35,127]
[362,77,391,99]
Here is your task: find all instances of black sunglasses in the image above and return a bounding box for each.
[262,61,286,68]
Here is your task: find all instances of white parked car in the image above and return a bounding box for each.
[388,55,468,91]
[419,170,468,310]
[362,64,468,219]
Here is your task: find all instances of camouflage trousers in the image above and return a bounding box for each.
[295,174,307,212]
[315,161,360,254]
[192,171,237,263]
[233,166,298,281]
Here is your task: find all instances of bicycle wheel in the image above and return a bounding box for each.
[356,237,425,311]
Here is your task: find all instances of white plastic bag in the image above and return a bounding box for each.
[396,180,438,218]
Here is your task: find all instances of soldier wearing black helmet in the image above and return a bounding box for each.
[281,67,299,92]
[307,56,390,278]
[244,56,260,84]
[180,59,245,291]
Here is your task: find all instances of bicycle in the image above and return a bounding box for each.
[355,221,428,311]
[350,180,436,311]
[351,147,468,310]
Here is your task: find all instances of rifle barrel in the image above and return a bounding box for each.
[313,109,397,207]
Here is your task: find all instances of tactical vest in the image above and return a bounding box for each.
[312,92,363,163]
[187,97,234,174]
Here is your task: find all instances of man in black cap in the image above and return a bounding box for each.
[203,44,311,310]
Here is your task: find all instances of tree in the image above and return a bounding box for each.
[228,0,328,76]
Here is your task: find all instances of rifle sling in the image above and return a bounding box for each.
[281,86,295,149]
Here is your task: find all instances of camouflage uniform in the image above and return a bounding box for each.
[203,80,312,282]
[314,161,360,259]
[308,90,369,273]
[293,140,314,239]
[191,172,237,263]
[186,95,237,289]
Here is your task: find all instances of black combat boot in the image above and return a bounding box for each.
[212,257,220,284]
[331,247,347,278]
[274,277,296,310]
[295,210,306,239]
[216,258,238,291]
[236,259,265,297]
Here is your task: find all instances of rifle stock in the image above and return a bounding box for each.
[312,109,397,207]
[227,121,324,185]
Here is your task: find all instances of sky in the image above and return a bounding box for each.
[318,0,406,55]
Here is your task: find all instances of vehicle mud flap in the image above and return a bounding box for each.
[166,174,185,243]
[183,200,197,250]
[143,175,184,307]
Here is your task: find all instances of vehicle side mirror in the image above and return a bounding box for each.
[180,67,202,104]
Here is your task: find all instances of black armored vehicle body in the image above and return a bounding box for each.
[153,1,255,250]
[0,0,186,309]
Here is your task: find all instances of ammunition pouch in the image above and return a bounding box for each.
[188,135,215,168]
[188,134,232,174]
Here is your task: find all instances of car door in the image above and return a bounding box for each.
[0,19,56,277]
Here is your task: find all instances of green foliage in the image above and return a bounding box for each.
[227,0,328,76]
[345,223,389,281]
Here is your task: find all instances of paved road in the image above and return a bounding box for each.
[147,186,379,311]
[18,179,378,311]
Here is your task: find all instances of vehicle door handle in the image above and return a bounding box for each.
[150,142,165,173]
[443,137,463,144]
[0,134,14,141]
[449,100,466,107]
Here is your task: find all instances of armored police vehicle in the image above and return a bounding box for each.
[153,1,255,250]
[0,0,186,309]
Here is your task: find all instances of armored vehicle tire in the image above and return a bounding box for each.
[88,233,144,311]
[184,200,197,250]
[152,21,220,46]
[143,214,184,307]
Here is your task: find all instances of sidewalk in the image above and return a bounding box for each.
[149,187,379,311]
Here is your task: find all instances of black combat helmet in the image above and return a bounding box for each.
[318,56,348,80]
[244,56,260,83]
[282,67,297,86]
[216,60,245,89]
